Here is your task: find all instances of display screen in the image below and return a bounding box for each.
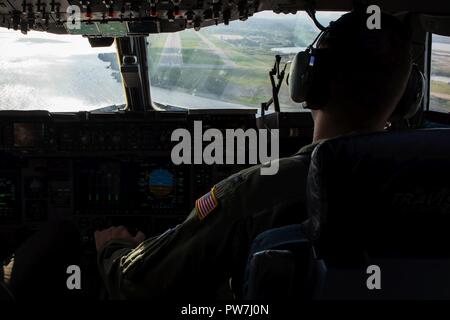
[147,169,176,199]
[74,160,188,215]
[0,177,15,209]
[14,123,46,147]
[137,164,186,211]
[76,161,122,208]
[0,175,17,222]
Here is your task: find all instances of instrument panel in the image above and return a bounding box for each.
[0,110,255,244]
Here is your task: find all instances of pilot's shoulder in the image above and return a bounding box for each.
[192,155,310,221]
[214,154,311,201]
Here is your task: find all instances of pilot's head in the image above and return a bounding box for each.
[310,11,413,139]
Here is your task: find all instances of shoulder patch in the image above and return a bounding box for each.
[195,187,218,220]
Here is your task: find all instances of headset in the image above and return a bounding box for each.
[289,15,426,121]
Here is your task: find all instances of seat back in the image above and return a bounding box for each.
[243,225,318,300]
[306,129,450,299]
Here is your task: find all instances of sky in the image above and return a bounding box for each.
[0,29,116,58]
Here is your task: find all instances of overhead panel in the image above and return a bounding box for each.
[0,0,264,37]
[1,0,450,37]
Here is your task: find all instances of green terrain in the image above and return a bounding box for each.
[146,15,450,112]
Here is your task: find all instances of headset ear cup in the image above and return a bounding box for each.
[289,50,329,109]
[289,51,312,104]
[391,65,426,121]
[289,27,332,109]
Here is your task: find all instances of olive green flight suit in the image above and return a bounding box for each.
[98,143,318,299]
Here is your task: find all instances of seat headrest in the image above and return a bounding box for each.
[306,129,450,263]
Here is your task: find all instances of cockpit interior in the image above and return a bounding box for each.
[1,0,450,304]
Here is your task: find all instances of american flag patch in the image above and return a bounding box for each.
[195,187,218,220]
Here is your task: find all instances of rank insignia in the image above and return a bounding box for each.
[195,187,218,220]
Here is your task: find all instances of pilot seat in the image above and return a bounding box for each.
[245,129,450,300]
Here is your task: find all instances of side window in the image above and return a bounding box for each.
[430,34,450,112]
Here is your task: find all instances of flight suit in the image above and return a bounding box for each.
[98,142,319,299]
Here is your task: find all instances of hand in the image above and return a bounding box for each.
[94,226,146,251]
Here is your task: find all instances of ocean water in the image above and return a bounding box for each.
[0,30,125,112]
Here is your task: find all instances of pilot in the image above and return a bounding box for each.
[95,10,414,299]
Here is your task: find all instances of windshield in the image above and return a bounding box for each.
[0,30,125,112]
[147,11,343,111]
[431,34,450,112]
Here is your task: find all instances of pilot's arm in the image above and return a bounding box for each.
[96,172,254,299]
[96,156,310,299]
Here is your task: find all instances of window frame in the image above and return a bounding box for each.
[428,32,450,114]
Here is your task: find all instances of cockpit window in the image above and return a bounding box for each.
[0,30,125,112]
[431,34,450,113]
[147,11,343,111]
